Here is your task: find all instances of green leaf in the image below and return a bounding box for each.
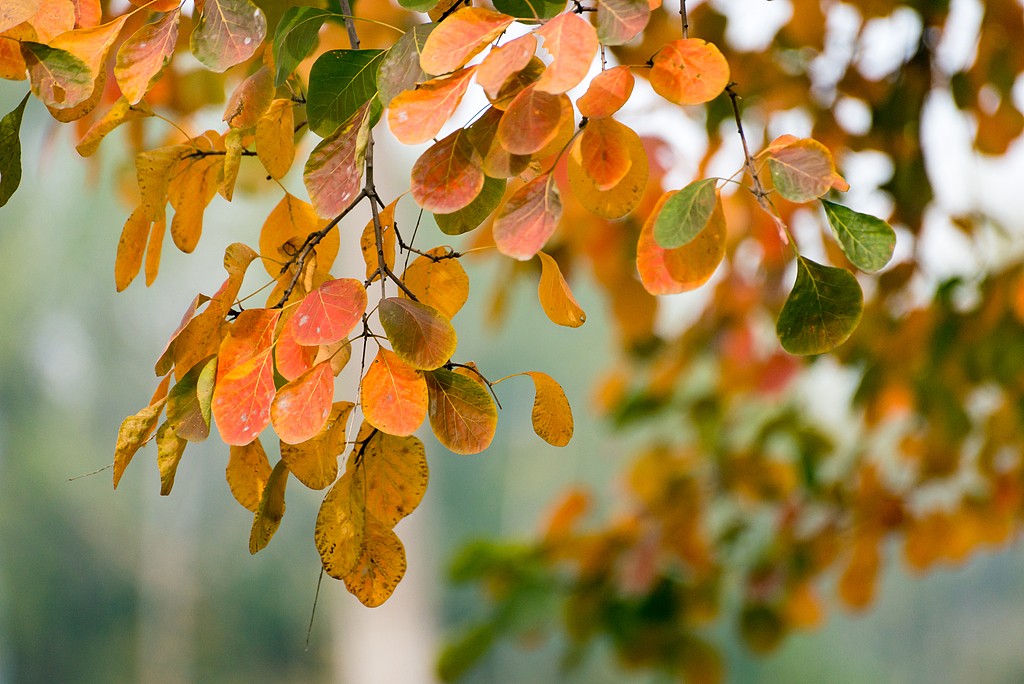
[166,356,217,442]
[434,176,506,235]
[377,23,435,106]
[378,297,457,370]
[21,43,93,108]
[821,199,896,273]
[0,93,29,208]
[492,0,566,20]
[437,624,497,683]
[273,6,333,87]
[776,257,863,355]
[189,0,267,73]
[307,49,385,137]
[398,0,438,11]
[652,178,717,249]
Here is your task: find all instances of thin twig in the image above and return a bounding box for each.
[447,362,503,410]
[305,568,325,650]
[680,0,689,39]
[68,463,113,481]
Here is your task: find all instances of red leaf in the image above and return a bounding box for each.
[420,6,513,75]
[361,347,428,436]
[476,34,537,99]
[271,361,335,444]
[533,12,598,94]
[304,102,372,218]
[493,174,562,261]
[212,350,276,445]
[387,66,476,145]
[577,66,634,119]
[497,84,568,155]
[216,308,280,382]
[410,129,484,214]
[291,278,367,346]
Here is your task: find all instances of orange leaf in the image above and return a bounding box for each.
[492,173,562,261]
[275,312,316,381]
[387,66,476,145]
[765,137,848,202]
[136,143,190,223]
[73,0,102,29]
[567,120,648,218]
[271,361,335,445]
[144,219,165,286]
[524,370,573,446]
[156,420,187,495]
[419,6,513,75]
[217,308,280,381]
[425,367,497,455]
[476,34,537,99]
[533,11,598,94]
[410,129,484,214]
[115,205,150,292]
[280,401,353,490]
[650,38,730,106]
[361,347,428,437]
[291,278,367,346]
[343,514,407,607]
[497,85,568,155]
[579,117,633,190]
[401,248,470,320]
[154,293,211,376]
[0,0,38,34]
[315,466,365,578]
[258,193,338,279]
[537,251,586,327]
[379,297,458,371]
[249,459,288,553]
[114,8,179,105]
[596,0,650,45]
[359,196,398,282]
[226,438,272,512]
[255,98,295,180]
[49,15,127,80]
[223,64,273,129]
[636,189,726,294]
[356,430,428,527]
[487,55,544,110]
[577,66,634,119]
[212,350,276,446]
[303,101,372,219]
[76,97,153,157]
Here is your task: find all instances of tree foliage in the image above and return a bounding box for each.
[2,0,1021,680]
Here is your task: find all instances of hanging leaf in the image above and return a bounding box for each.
[272,6,332,86]
[114,206,150,291]
[359,196,398,282]
[226,438,272,512]
[766,138,847,203]
[343,514,407,607]
[113,395,167,488]
[377,23,435,106]
[304,101,374,219]
[410,129,484,214]
[274,312,316,381]
[776,257,863,355]
[280,401,352,490]
[487,55,544,111]
[211,350,276,445]
[425,367,498,455]
[492,174,562,261]
[597,0,650,45]
[537,251,585,327]
[190,0,266,73]
[567,121,648,219]
[156,420,187,495]
[249,459,288,553]
[0,93,29,208]
[21,42,93,108]
[637,189,727,294]
[357,431,429,527]
[821,200,896,273]
[652,178,718,249]
[218,128,244,201]
[497,85,568,155]
[77,97,153,158]
[361,347,428,437]
[166,355,217,442]
[435,176,506,236]
[115,8,180,105]
[577,66,634,119]
[254,99,295,180]
[524,371,573,446]
[315,466,366,578]
[533,11,598,94]
[307,49,385,136]
[136,143,190,223]
[316,339,352,377]
[154,294,210,376]
[0,0,38,34]
[419,6,513,76]
[271,361,335,445]
[223,65,273,129]
[216,308,279,380]
[401,248,470,320]
[290,278,367,346]
[259,193,337,279]
[379,297,458,371]
[387,66,476,145]
[579,117,634,191]
[476,34,537,99]
[492,0,564,20]
[650,38,730,106]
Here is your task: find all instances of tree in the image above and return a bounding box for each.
[0,0,1020,680]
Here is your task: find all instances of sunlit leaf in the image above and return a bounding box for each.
[577,66,634,119]
[304,101,374,218]
[356,430,429,527]
[420,6,513,75]
[476,34,537,99]
[223,65,273,129]
[597,0,650,45]
[387,66,476,145]
[274,312,316,381]
[766,138,846,203]
[291,278,367,346]
[21,42,92,108]
[113,395,167,488]
[497,85,568,155]
[212,350,276,446]
[410,129,484,214]
[650,38,729,106]
[379,297,458,371]
[249,459,288,553]
[272,6,332,86]
[217,128,244,201]
[271,361,335,445]
[315,339,352,377]
[280,401,352,489]
[524,370,573,446]
[114,8,180,105]
[652,178,717,249]
[77,97,153,158]
[307,49,385,136]
[492,174,562,261]
[136,144,190,223]
[114,206,150,292]
[533,11,597,94]
[377,22,435,106]
[401,248,470,320]
[255,99,295,180]
[492,0,564,20]
[579,117,633,191]
[226,438,272,512]
[0,0,38,34]
[190,0,266,73]
[216,307,278,378]
[315,466,365,578]
[259,193,337,279]
[361,347,428,437]
[0,93,29,208]
[425,367,498,454]
[776,257,863,355]
[166,355,217,442]
[49,15,126,81]
[821,200,896,273]
[170,307,225,381]
[487,55,544,111]
[360,196,398,282]
[156,420,187,495]
[400,0,438,10]
[343,514,407,607]
[435,176,506,236]
[637,189,727,294]
[567,120,648,219]
[154,294,211,376]
[537,251,585,327]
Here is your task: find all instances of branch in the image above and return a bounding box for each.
[680,0,689,39]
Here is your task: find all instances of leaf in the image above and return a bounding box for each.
[259,193,338,279]
[291,278,367,346]
[425,368,498,455]
[652,178,717,248]
[0,24,32,81]
[576,65,634,119]
[216,307,278,381]
[821,201,896,273]
[492,0,565,20]
[360,198,398,282]
[49,15,126,80]
[249,459,288,553]
[401,248,470,320]
[435,176,506,236]
[76,97,153,157]
[487,55,544,110]
[0,0,38,34]
[596,0,650,46]
[567,120,648,219]
[361,348,428,437]
[271,361,335,445]
[316,339,352,377]
[114,206,150,291]
[272,6,332,87]
[274,312,316,381]
[154,293,211,376]
[343,514,406,607]
[650,38,730,106]
[218,128,244,200]
[226,438,272,512]
[420,6,513,76]
[637,189,726,294]
[579,117,633,191]
[400,0,438,11]
[255,99,295,180]
[223,64,273,129]
[533,11,598,94]
[115,8,180,105]
[136,144,190,223]
[304,101,374,219]
[315,467,365,578]
[166,355,217,442]
[144,219,165,286]
[524,371,573,446]
[476,34,537,99]
[497,85,567,155]
[357,431,429,527]
[492,174,562,261]
[410,129,484,214]
[379,297,458,371]
[0,93,29,208]
[280,401,353,489]
[387,66,476,145]
[156,420,187,495]
[167,149,220,253]
[113,395,167,488]
[190,0,266,73]
[73,0,102,29]
[537,251,585,327]
[21,42,93,108]
[767,139,847,203]
[776,257,864,355]
[170,307,225,381]
[307,49,385,136]
[211,350,276,446]
[377,22,435,106]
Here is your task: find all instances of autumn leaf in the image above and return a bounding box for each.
[650,38,730,106]
[652,178,718,249]
[114,206,150,292]
[356,430,429,527]
[576,66,634,119]
[115,8,180,105]
[497,85,568,156]
[533,11,598,94]
[165,355,217,442]
[492,174,562,261]
[379,297,458,371]
[776,257,863,355]
[567,121,648,219]
[136,144,190,223]
[304,101,374,219]
[359,197,397,282]
[766,138,847,203]
[258,193,337,279]
[492,0,564,20]
[255,99,295,180]
[419,6,513,76]
[387,66,476,145]
[113,395,167,488]
[154,293,212,376]
[274,312,316,381]
[425,367,498,455]
[435,176,507,236]
[307,49,385,136]
[279,401,352,490]
[271,361,335,445]
[212,349,276,446]
[401,248,470,320]
[77,97,153,158]
[223,65,273,129]
[21,42,93,108]
[524,371,573,446]
[49,15,127,84]
[315,467,366,578]
[343,515,407,607]
[377,22,435,106]
[597,0,651,46]
[0,93,29,207]
[537,251,586,328]
[821,200,896,273]
[249,459,288,553]
[487,56,544,111]
[361,347,428,437]
[156,420,187,495]
[637,189,727,295]
[272,6,333,87]
[579,117,634,191]
[0,0,38,34]
[226,438,272,512]
[190,0,266,73]
[290,278,367,346]
[410,129,484,214]
[476,34,537,100]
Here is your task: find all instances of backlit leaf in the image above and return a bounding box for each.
[166,355,217,442]
[357,431,429,527]
[579,117,633,191]
[387,66,476,145]
[492,174,562,261]
[136,144,190,223]
[76,97,153,158]
[115,8,180,105]
[361,347,428,437]
[315,467,365,578]
[401,248,470,320]
[291,278,367,346]
[497,85,567,155]
[410,129,484,214]
[307,49,385,136]
[271,361,335,445]
[0,94,29,208]
[275,312,316,381]
[144,220,165,286]
[0,0,38,33]
[492,0,565,20]
[218,129,244,201]
[420,6,513,76]
[226,438,272,512]
[272,6,332,87]
[114,206,150,291]
[156,420,187,495]
[167,150,220,253]
[637,189,727,294]
[567,121,648,218]
[0,24,32,81]
[597,0,650,45]
[425,367,498,454]
[476,34,537,99]
[170,307,226,381]
[259,193,337,279]
[49,15,125,77]
[249,459,288,553]
[255,99,295,180]
[343,514,406,607]
[776,257,863,355]
[315,339,352,377]
[113,395,167,488]
[821,200,896,273]
[360,196,398,282]
[652,178,717,248]
[379,297,458,371]
[223,65,273,129]
[487,55,544,110]
[435,176,506,235]
[767,138,846,203]
[304,101,374,218]
[377,22,435,106]
[524,370,573,446]
[212,350,276,445]
[280,401,353,489]
[533,11,597,94]
[576,65,634,119]
[650,38,729,106]
[26,0,74,42]
[154,294,211,376]
[537,251,585,327]
[22,42,92,108]
[216,308,278,381]
[190,0,266,73]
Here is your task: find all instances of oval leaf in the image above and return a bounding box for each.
[476,34,536,99]
[650,38,729,106]
[576,65,634,119]
[272,6,332,87]
[420,6,512,75]
[387,66,476,145]
[425,368,498,455]
[190,0,266,73]
[212,350,276,446]
[291,278,367,346]
[307,49,385,137]
[537,251,586,327]
[401,249,470,320]
[378,297,457,371]
[410,129,484,214]
[579,117,633,191]
[533,11,598,94]
[304,101,373,219]
[315,467,365,578]
[358,431,429,526]
[271,361,335,445]
[279,401,353,490]
[361,347,428,437]
[567,120,648,219]
[377,22,434,106]
[776,257,864,355]
[597,0,650,46]
[249,459,288,553]
[637,190,727,294]
[492,174,562,261]
[821,200,896,273]
[497,85,567,155]
[226,438,272,512]
[343,515,406,607]
[652,178,718,248]
[115,8,179,105]
[525,371,573,446]
[766,138,844,203]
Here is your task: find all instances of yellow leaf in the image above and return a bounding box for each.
[567,119,648,219]
[536,251,586,328]
[354,430,429,527]
[156,420,187,496]
[401,248,470,320]
[168,152,220,253]
[359,197,397,282]
[524,371,573,447]
[136,144,190,223]
[144,219,165,286]
[279,401,353,489]
[218,128,245,201]
[315,466,365,579]
[249,459,289,554]
[115,205,150,292]
[226,438,272,512]
[255,98,295,180]
[113,393,167,488]
[259,193,339,280]
[76,97,152,157]
[343,514,406,607]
